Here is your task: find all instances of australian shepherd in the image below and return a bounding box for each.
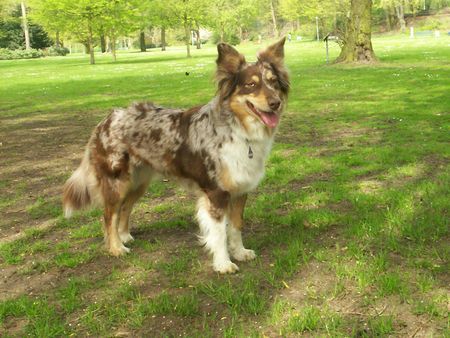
[63,38,289,273]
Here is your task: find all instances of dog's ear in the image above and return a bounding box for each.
[216,43,246,100]
[258,37,289,97]
[257,37,286,65]
[216,43,246,75]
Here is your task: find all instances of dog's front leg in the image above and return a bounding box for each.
[196,192,238,274]
[227,194,256,262]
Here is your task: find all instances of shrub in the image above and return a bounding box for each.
[46,46,70,56]
[0,48,44,60]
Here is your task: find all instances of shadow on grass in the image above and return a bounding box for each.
[102,53,217,66]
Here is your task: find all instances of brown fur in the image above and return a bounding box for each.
[62,180,90,210]
[229,195,247,230]
[62,39,289,270]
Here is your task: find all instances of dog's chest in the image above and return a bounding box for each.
[219,136,272,193]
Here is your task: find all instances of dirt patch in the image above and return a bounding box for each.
[0,111,102,240]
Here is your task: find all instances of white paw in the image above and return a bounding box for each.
[119,232,134,244]
[232,248,256,262]
[109,244,130,257]
[213,260,239,274]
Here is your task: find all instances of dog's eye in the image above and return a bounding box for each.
[245,82,256,88]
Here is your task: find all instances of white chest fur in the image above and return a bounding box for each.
[220,133,273,194]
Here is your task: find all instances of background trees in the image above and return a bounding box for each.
[0,0,448,62]
[0,1,51,50]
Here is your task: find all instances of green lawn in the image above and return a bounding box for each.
[0,36,449,337]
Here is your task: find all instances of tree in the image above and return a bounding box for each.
[31,0,104,64]
[234,0,259,40]
[20,1,30,49]
[32,0,139,63]
[0,3,51,49]
[168,0,206,57]
[208,0,259,43]
[269,0,279,37]
[0,0,15,18]
[102,0,140,61]
[335,0,377,63]
[145,0,178,51]
[279,0,349,36]
[29,0,63,47]
[208,0,238,43]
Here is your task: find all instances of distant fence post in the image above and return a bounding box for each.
[410,26,414,39]
[323,33,338,64]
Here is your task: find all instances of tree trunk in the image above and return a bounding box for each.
[220,24,225,42]
[100,35,106,53]
[335,0,377,63]
[55,31,60,48]
[195,27,201,49]
[161,27,166,51]
[88,25,95,64]
[395,4,406,33]
[139,31,146,52]
[20,1,31,50]
[385,8,392,31]
[183,14,191,58]
[111,34,116,61]
[269,0,279,38]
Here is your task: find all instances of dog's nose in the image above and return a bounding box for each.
[268,98,281,111]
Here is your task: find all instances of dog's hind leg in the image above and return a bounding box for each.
[104,200,130,256]
[196,191,238,274]
[101,177,131,256]
[118,183,148,244]
[227,194,256,262]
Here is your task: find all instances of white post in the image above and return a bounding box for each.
[20,1,31,50]
[410,26,414,39]
[316,17,320,41]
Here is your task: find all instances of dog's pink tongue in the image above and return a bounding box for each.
[260,112,279,128]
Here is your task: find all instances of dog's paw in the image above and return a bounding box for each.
[232,248,256,262]
[119,232,134,244]
[109,244,130,257]
[213,260,239,274]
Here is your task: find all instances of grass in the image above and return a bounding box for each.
[0,35,449,336]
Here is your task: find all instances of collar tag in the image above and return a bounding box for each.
[246,139,253,159]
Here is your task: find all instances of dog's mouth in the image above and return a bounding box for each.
[246,101,279,128]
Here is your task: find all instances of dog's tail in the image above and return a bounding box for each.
[62,147,102,218]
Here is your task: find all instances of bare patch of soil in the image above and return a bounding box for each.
[0,111,103,240]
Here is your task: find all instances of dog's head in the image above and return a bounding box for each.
[216,38,289,132]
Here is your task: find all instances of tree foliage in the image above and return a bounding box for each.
[0,0,448,63]
[0,3,51,49]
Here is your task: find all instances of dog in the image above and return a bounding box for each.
[62,38,289,273]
